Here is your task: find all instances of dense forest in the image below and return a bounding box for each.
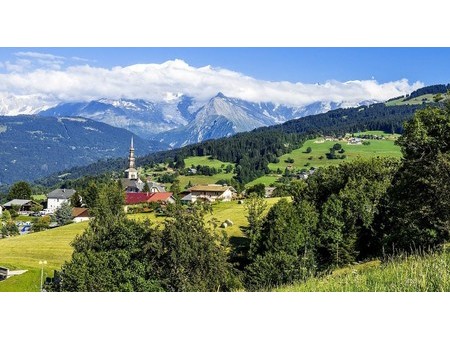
[36,101,425,187]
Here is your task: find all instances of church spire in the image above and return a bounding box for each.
[125,136,138,180]
[128,136,135,169]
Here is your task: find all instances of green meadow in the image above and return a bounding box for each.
[268,133,401,172]
[0,221,89,292]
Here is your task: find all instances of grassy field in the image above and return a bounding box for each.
[130,197,284,239]
[268,134,401,172]
[184,156,234,169]
[177,172,234,189]
[386,93,448,106]
[276,250,450,292]
[0,221,88,292]
[246,175,280,187]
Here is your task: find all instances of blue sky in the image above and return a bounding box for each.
[0,47,449,85]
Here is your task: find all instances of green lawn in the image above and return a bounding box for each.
[246,175,280,187]
[0,221,88,292]
[184,156,234,169]
[268,136,401,172]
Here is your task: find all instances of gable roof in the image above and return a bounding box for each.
[3,199,37,207]
[147,192,173,202]
[47,189,76,199]
[72,207,90,218]
[125,192,174,205]
[189,185,230,193]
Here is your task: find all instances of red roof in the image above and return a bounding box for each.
[125,192,173,205]
[147,192,173,202]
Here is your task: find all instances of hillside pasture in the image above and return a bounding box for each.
[268,135,401,172]
[0,221,88,292]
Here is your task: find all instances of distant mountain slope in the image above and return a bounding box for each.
[0,115,165,184]
[157,93,353,147]
[39,96,201,139]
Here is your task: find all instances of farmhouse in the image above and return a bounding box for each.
[181,184,236,203]
[72,207,91,223]
[2,199,41,214]
[47,189,76,213]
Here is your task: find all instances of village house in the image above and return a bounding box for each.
[124,192,175,212]
[181,184,236,203]
[47,188,76,213]
[145,181,166,193]
[72,207,91,223]
[2,199,41,214]
[265,187,276,198]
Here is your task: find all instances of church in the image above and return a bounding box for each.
[120,137,166,193]
[120,137,145,192]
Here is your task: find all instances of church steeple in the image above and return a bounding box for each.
[125,136,138,180]
[129,136,135,169]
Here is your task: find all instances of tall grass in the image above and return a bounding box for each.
[276,250,450,292]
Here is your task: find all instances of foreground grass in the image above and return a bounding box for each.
[277,251,450,292]
[0,221,88,292]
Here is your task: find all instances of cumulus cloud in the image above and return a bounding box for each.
[0,59,423,107]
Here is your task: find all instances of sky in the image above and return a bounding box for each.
[0,47,449,84]
[1,47,448,108]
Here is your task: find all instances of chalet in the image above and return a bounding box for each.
[72,207,91,223]
[348,137,362,145]
[265,187,276,198]
[47,189,76,213]
[181,184,236,203]
[2,199,41,214]
[187,168,197,175]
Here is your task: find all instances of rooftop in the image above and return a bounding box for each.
[47,189,76,199]
[189,185,231,193]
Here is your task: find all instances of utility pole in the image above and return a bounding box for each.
[39,260,47,292]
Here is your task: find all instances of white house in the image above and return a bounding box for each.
[181,185,236,203]
[47,189,76,213]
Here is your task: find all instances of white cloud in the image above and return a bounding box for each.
[14,51,65,61]
[0,59,423,107]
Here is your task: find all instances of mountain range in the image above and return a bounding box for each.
[34,93,366,146]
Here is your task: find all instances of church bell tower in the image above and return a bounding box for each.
[125,136,138,180]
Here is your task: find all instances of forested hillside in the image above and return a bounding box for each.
[36,101,426,187]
